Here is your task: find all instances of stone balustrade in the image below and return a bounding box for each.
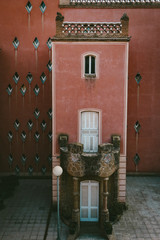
[70,0,160,3]
[53,13,130,40]
[62,22,122,36]
[59,0,160,7]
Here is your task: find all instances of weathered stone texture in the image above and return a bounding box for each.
[59,135,121,239]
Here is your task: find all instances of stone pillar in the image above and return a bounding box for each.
[72,177,80,223]
[114,170,119,203]
[71,177,80,236]
[120,13,129,37]
[55,13,64,37]
[102,177,109,223]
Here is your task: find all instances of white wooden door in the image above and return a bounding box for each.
[80,180,99,222]
[81,112,99,152]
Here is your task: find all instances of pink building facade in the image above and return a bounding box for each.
[1,1,160,176]
[0,0,160,237]
[52,13,130,236]
[52,13,129,201]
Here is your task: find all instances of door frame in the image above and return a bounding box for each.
[80,180,99,222]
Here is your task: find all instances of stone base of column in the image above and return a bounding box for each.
[101,210,113,237]
[101,209,109,223]
[72,209,80,223]
[67,209,80,240]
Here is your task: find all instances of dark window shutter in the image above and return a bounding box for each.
[85,56,89,74]
[91,56,95,74]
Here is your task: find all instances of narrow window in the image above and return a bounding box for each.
[91,56,95,74]
[85,56,89,74]
[85,55,96,75]
[81,111,99,152]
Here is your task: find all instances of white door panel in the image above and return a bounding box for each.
[80,180,99,222]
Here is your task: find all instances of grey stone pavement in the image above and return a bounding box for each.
[113,176,160,240]
[0,179,52,240]
[0,176,160,240]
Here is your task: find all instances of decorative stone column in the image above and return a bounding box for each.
[72,177,80,227]
[102,177,109,223]
[121,13,129,37]
[55,13,64,37]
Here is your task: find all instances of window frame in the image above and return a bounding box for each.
[78,109,102,153]
[82,52,99,79]
[85,55,96,76]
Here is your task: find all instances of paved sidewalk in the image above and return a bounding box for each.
[0,176,160,240]
[0,179,52,240]
[45,211,68,240]
[46,216,106,240]
[46,176,160,240]
[113,176,160,240]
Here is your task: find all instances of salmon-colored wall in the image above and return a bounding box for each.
[0,1,59,174]
[0,0,160,173]
[53,42,128,155]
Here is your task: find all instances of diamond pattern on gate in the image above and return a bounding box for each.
[35,154,40,164]
[41,166,46,175]
[48,131,52,142]
[34,131,40,142]
[27,120,33,131]
[134,153,140,165]
[20,85,27,96]
[47,60,52,72]
[47,108,52,119]
[33,84,40,96]
[48,154,52,164]
[8,154,13,165]
[15,165,20,175]
[33,37,39,49]
[34,108,40,119]
[14,119,20,131]
[13,72,20,84]
[6,84,13,96]
[134,121,141,133]
[26,72,33,84]
[135,73,142,85]
[40,72,47,84]
[21,154,27,165]
[25,1,32,13]
[40,1,46,13]
[28,165,33,175]
[13,37,19,49]
[46,37,52,49]
[41,120,47,131]
[8,131,13,142]
[21,131,27,142]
